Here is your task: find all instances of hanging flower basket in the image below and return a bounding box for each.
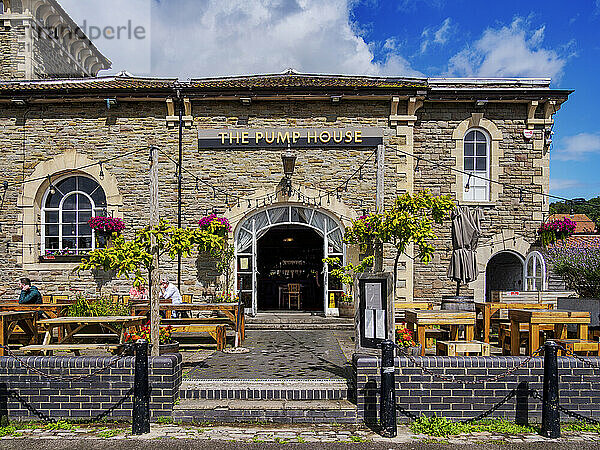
[537,217,576,247]
[198,214,231,238]
[89,216,125,248]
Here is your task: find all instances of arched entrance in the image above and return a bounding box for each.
[485,251,524,301]
[235,204,345,316]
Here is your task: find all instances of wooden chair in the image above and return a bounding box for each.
[51,294,69,304]
[122,295,131,303]
[182,294,192,303]
[437,340,490,356]
[42,295,52,304]
[110,294,121,304]
[287,283,301,310]
[556,339,600,356]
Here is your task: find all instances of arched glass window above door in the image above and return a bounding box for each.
[524,251,546,291]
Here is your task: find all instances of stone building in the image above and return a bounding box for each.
[0,0,572,315]
[0,0,110,79]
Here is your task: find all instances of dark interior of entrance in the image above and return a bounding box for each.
[257,225,324,311]
[485,251,524,300]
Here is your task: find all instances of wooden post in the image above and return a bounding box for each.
[149,147,160,356]
[375,144,385,272]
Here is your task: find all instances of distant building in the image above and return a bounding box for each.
[0,0,110,79]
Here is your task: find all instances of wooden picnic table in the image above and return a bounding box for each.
[475,301,553,344]
[35,315,146,350]
[404,309,476,356]
[0,303,71,319]
[133,303,245,341]
[0,311,38,356]
[508,309,590,356]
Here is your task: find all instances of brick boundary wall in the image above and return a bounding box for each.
[354,354,600,424]
[0,354,182,421]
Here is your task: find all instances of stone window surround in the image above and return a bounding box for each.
[18,150,123,270]
[451,114,503,206]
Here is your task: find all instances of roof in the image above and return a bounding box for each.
[549,235,600,249]
[548,214,597,234]
[0,71,573,100]
[189,71,428,89]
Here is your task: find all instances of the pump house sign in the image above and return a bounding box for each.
[198,128,384,149]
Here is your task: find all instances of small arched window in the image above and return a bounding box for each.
[42,175,107,256]
[463,129,490,202]
[524,251,546,291]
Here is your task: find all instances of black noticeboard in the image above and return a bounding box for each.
[358,277,388,349]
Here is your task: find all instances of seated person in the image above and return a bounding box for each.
[159,277,187,318]
[18,277,42,304]
[129,284,148,300]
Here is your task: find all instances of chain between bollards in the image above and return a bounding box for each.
[132,339,150,435]
[541,340,560,439]
[380,339,397,438]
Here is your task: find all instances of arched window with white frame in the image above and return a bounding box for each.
[463,129,490,202]
[524,251,546,291]
[42,175,107,256]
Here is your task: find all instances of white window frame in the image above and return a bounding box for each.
[524,251,546,292]
[463,128,490,202]
[41,175,106,256]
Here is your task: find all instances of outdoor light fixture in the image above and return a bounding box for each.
[465,173,472,192]
[105,98,117,109]
[476,99,488,107]
[11,99,27,106]
[283,237,294,243]
[281,146,297,196]
[330,95,342,104]
[240,97,252,106]
[47,176,56,195]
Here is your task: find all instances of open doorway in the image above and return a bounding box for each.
[257,225,324,312]
[485,251,524,300]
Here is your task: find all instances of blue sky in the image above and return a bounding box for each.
[61,0,600,200]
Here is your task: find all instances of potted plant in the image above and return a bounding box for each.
[395,324,421,356]
[548,246,600,327]
[124,324,178,354]
[213,291,238,303]
[537,217,576,247]
[338,292,354,318]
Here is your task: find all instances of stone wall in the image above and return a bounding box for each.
[0,353,182,420]
[0,22,25,79]
[354,354,600,423]
[0,97,548,301]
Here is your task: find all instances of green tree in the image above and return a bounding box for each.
[77,219,227,297]
[549,198,600,231]
[339,191,454,295]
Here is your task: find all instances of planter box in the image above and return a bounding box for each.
[558,297,600,327]
[339,302,354,318]
[39,255,85,263]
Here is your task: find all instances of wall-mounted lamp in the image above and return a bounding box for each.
[106,98,118,109]
[99,161,105,180]
[476,99,488,107]
[11,99,27,106]
[240,97,252,106]
[330,95,342,104]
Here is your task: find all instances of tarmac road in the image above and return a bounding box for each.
[2,439,600,450]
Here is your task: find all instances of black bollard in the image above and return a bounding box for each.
[541,340,560,439]
[380,339,397,438]
[132,339,150,435]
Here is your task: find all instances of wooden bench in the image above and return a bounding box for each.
[162,320,227,351]
[555,339,600,356]
[436,340,490,356]
[20,343,122,355]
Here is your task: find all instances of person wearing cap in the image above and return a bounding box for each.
[159,277,184,318]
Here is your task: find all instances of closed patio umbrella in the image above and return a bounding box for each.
[447,206,483,296]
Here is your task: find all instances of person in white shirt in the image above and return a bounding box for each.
[159,277,183,318]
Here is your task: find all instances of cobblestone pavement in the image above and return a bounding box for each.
[1,423,599,445]
[185,330,351,379]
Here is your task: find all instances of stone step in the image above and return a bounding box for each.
[246,323,354,330]
[179,379,351,402]
[245,314,354,331]
[173,398,358,424]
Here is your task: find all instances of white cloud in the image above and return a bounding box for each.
[397,0,445,11]
[420,17,453,54]
[147,0,423,78]
[447,17,567,79]
[553,133,600,161]
[550,179,583,191]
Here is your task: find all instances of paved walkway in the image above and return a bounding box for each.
[1,423,599,445]
[185,330,351,380]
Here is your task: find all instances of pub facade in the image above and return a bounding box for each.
[0,0,572,315]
